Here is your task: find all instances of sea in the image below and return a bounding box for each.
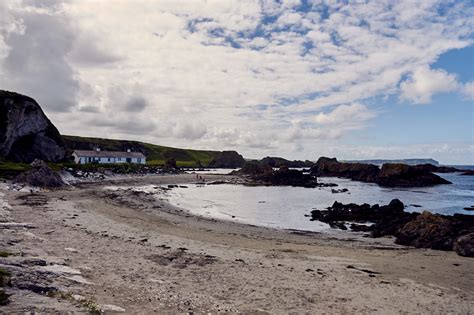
[163,166,474,233]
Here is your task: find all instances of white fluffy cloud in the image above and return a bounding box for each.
[400,66,460,104]
[0,0,472,162]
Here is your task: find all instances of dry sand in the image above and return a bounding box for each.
[0,174,473,314]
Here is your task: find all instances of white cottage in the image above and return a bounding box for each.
[72,149,146,164]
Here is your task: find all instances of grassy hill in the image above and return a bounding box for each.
[63,135,220,167]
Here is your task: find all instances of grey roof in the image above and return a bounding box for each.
[73,150,146,159]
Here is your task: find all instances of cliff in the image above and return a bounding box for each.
[0,91,66,163]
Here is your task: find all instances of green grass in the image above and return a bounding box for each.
[0,159,29,179]
[63,135,219,166]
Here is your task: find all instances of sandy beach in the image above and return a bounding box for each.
[0,174,473,314]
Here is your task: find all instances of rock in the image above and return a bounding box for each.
[310,157,451,187]
[377,163,451,187]
[395,212,456,250]
[310,157,380,182]
[259,156,314,168]
[235,164,318,187]
[310,199,418,238]
[0,90,66,163]
[162,158,178,173]
[461,170,474,176]
[208,151,245,168]
[232,162,272,176]
[14,160,65,188]
[255,166,318,187]
[331,188,348,194]
[453,233,474,257]
[411,164,461,173]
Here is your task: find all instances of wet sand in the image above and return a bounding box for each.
[0,174,473,314]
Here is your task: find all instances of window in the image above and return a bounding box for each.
[137,158,141,163]
[108,157,111,162]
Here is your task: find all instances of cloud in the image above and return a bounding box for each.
[1,2,80,112]
[0,0,472,162]
[124,96,148,113]
[399,66,459,104]
[314,103,376,125]
[461,81,474,100]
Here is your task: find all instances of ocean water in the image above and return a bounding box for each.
[164,171,474,233]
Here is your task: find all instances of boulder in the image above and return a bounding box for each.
[0,91,66,163]
[208,151,245,168]
[394,211,455,250]
[453,233,474,257]
[14,160,65,188]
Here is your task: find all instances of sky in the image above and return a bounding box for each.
[0,0,473,164]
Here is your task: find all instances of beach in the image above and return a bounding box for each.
[1,174,473,314]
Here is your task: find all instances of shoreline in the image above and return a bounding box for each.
[0,174,473,313]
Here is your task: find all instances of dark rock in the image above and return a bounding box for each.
[329,222,347,230]
[162,158,178,173]
[208,151,245,168]
[310,157,451,187]
[310,157,380,183]
[453,233,474,257]
[232,162,272,176]
[310,199,474,255]
[331,188,348,194]
[233,163,318,187]
[254,166,318,188]
[410,163,461,173]
[461,170,474,176]
[464,206,474,211]
[0,91,66,163]
[16,283,57,294]
[395,211,456,250]
[259,156,314,168]
[14,160,65,188]
[377,163,451,187]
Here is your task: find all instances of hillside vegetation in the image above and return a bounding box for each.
[63,135,220,167]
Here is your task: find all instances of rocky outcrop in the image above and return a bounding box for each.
[0,91,66,163]
[310,200,474,256]
[395,212,456,250]
[454,233,474,257]
[310,199,414,236]
[411,164,461,173]
[461,170,474,176]
[310,157,380,182]
[14,160,65,188]
[208,151,245,168]
[233,163,318,187]
[259,156,314,168]
[254,165,318,188]
[377,163,451,187]
[310,157,451,187]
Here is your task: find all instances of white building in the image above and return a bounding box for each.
[72,149,146,164]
